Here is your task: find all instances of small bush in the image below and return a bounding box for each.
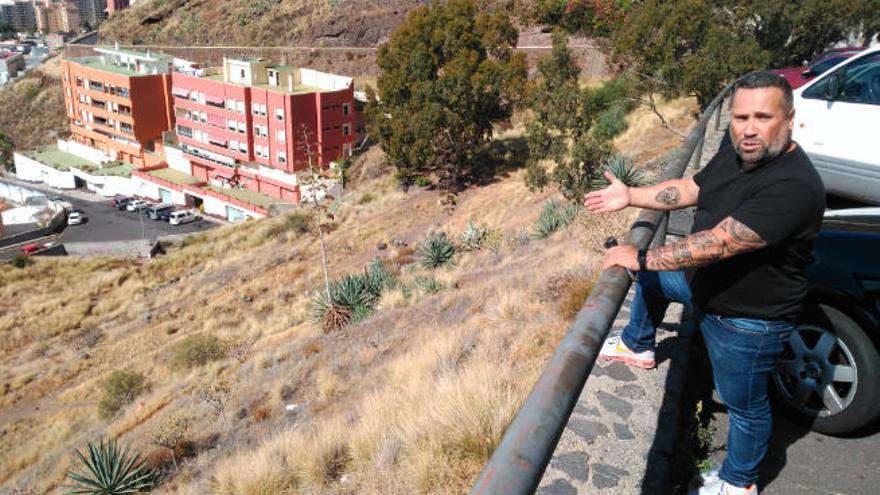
[593,104,628,141]
[284,211,311,234]
[458,221,490,251]
[170,334,227,370]
[415,275,445,294]
[558,275,597,321]
[533,199,579,239]
[417,232,455,270]
[66,439,162,494]
[363,259,398,294]
[11,254,32,268]
[358,192,376,205]
[414,176,432,187]
[98,370,150,419]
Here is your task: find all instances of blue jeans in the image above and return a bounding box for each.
[621,270,794,487]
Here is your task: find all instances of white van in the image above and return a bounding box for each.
[792,46,880,204]
[169,210,202,226]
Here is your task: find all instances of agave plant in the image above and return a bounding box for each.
[414,275,445,294]
[533,199,579,239]
[332,274,377,312]
[66,439,161,494]
[417,232,456,270]
[599,153,647,188]
[458,220,490,251]
[363,259,398,296]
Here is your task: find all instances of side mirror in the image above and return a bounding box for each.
[801,69,812,79]
[824,73,842,101]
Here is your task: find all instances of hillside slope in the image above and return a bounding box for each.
[100,0,449,47]
[0,57,69,151]
[0,99,696,493]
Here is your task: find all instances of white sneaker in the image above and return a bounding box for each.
[598,334,656,369]
[690,478,758,495]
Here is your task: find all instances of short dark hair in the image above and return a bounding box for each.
[733,71,793,113]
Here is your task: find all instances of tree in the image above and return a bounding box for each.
[366,0,527,190]
[525,30,612,203]
[612,0,880,109]
[0,133,14,173]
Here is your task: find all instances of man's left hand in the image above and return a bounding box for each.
[603,245,640,271]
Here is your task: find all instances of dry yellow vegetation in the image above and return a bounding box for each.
[0,98,694,493]
[0,56,69,151]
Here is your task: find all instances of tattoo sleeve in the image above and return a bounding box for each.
[655,187,681,206]
[646,217,768,270]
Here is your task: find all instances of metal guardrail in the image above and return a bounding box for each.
[470,83,735,495]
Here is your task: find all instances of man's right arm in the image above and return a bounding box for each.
[584,172,700,213]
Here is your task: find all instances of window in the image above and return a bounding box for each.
[240,69,246,79]
[343,103,350,116]
[343,124,350,137]
[228,120,237,131]
[226,98,236,110]
[75,76,83,87]
[236,101,245,113]
[117,87,129,98]
[176,125,193,138]
[200,111,207,123]
[804,53,880,105]
[239,142,248,154]
[277,129,286,144]
[275,107,285,121]
[278,151,287,164]
[237,121,246,134]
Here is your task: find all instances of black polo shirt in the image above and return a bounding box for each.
[689,144,825,319]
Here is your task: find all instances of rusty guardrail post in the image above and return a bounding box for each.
[469,83,734,495]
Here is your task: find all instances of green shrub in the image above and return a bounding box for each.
[415,275,445,294]
[170,334,227,370]
[98,370,149,419]
[417,232,455,269]
[593,104,628,141]
[66,439,162,494]
[533,199,579,239]
[414,176,432,187]
[363,259,398,295]
[358,192,376,205]
[11,254,32,268]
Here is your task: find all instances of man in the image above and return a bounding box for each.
[584,71,825,495]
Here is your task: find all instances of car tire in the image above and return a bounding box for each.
[772,303,880,436]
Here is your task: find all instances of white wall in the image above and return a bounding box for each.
[165,145,193,175]
[0,205,48,226]
[203,194,264,221]
[0,180,45,204]
[257,165,298,187]
[299,68,352,91]
[13,153,77,189]
[131,175,162,201]
[57,139,111,165]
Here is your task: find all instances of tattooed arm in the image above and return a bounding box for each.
[584,172,700,213]
[646,217,768,270]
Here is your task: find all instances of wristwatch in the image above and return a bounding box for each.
[637,249,648,272]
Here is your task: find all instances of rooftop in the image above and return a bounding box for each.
[68,47,173,77]
[92,162,132,177]
[148,167,204,186]
[203,184,291,210]
[25,147,94,171]
[204,73,326,96]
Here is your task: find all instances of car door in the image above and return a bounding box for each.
[793,51,880,202]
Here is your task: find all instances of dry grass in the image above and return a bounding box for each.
[0,95,689,491]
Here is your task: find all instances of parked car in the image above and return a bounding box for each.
[156,208,175,222]
[126,199,151,212]
[771,208,880,435]
[67,209,85,225]
[112,196,132,210]
[19,241,55,255]
[146,203,174,220]
[773,47,865,89]
[168,210,201,226]
[791,46,880,204]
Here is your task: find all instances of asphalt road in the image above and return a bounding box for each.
[58,190,218,256]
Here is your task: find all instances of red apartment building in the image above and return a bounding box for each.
[167,57,355,203]
[61,46,174,168]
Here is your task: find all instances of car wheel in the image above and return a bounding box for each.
[772,304,880,435]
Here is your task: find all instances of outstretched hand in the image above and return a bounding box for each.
[584,171,630,213]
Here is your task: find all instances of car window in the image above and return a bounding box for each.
[804,53,880,105]
[810,56,847,76]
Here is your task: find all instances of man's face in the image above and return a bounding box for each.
[730,87,794,165]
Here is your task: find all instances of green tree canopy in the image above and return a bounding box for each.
[366,0,527,190]
[525,30,612,203]
[613,0,880,109]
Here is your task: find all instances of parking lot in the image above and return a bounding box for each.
[58,189,218,257]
